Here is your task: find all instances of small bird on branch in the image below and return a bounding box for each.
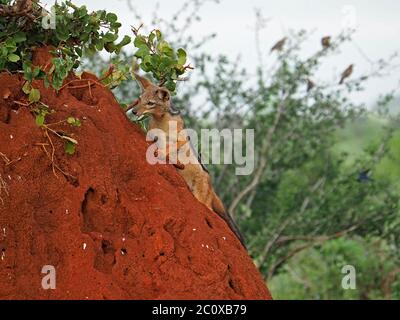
[307,79,315,92]
[358,169,373,183]
[270,37,287,53]
[339,64,354,85]
[321,36,331,49]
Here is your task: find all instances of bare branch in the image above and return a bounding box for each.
[267,243,313,280]
[256,217,293,268]
[257,177,325,269]
[266,224,360,279]
[228,100,285,216]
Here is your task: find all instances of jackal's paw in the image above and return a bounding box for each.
[173,162,185,170]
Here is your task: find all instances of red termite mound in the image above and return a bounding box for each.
[0,56,271,300]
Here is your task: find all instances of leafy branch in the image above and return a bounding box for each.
[132,26,193,93]
[0,0,132,90]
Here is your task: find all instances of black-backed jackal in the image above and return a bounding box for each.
[128,74,245,247]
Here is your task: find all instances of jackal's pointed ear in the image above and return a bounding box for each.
[156,88,170,102]
[134,73,153,91]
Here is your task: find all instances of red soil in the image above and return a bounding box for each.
[0,55,271,299]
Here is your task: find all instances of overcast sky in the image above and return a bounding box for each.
[70,0,400,105]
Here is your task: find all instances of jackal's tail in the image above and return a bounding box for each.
[212,194,246,249]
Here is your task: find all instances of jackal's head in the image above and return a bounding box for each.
[130,73,180,120]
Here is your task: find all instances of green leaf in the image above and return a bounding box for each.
[157,40,174,57]
[56,29,70,41]
[155,30,162,41]
[140,62,151,73]
[111,22,122,29]
[75,47,83,57]
[44,77,51,88]
[143,55,152,67]
[67,117,75,124]
[22,82,32,94]
[177,48,187,66]
[134,45,150,59]
[148,32,156,45]
[95,39,104,51]
[7,54,20,62]
[106,13,118,23]
[103,32,118,43]
[151,54,161,67]
[104,42,117,53]
[165,81,176,92]
[23,65,33,82]
[134,35,147,48]
[32,66,41,79]
[117,35,131,48]
[35,114,45,127]
[13,32,27,43]
[159,56,174,71]
[67,117,82,127]
[64,141,76,155]
[23,63,32,75]
[75,5,88,18]
[62,47,74,56]
[29,88,41,103]
[5,39,17,52]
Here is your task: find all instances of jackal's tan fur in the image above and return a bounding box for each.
[129,74,245,247]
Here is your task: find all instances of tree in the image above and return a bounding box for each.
[269,237,400,299]
[184,27,399,280]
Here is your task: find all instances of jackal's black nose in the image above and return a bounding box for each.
[129,99,139,114]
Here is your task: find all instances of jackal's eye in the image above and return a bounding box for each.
[147,101,156,108]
